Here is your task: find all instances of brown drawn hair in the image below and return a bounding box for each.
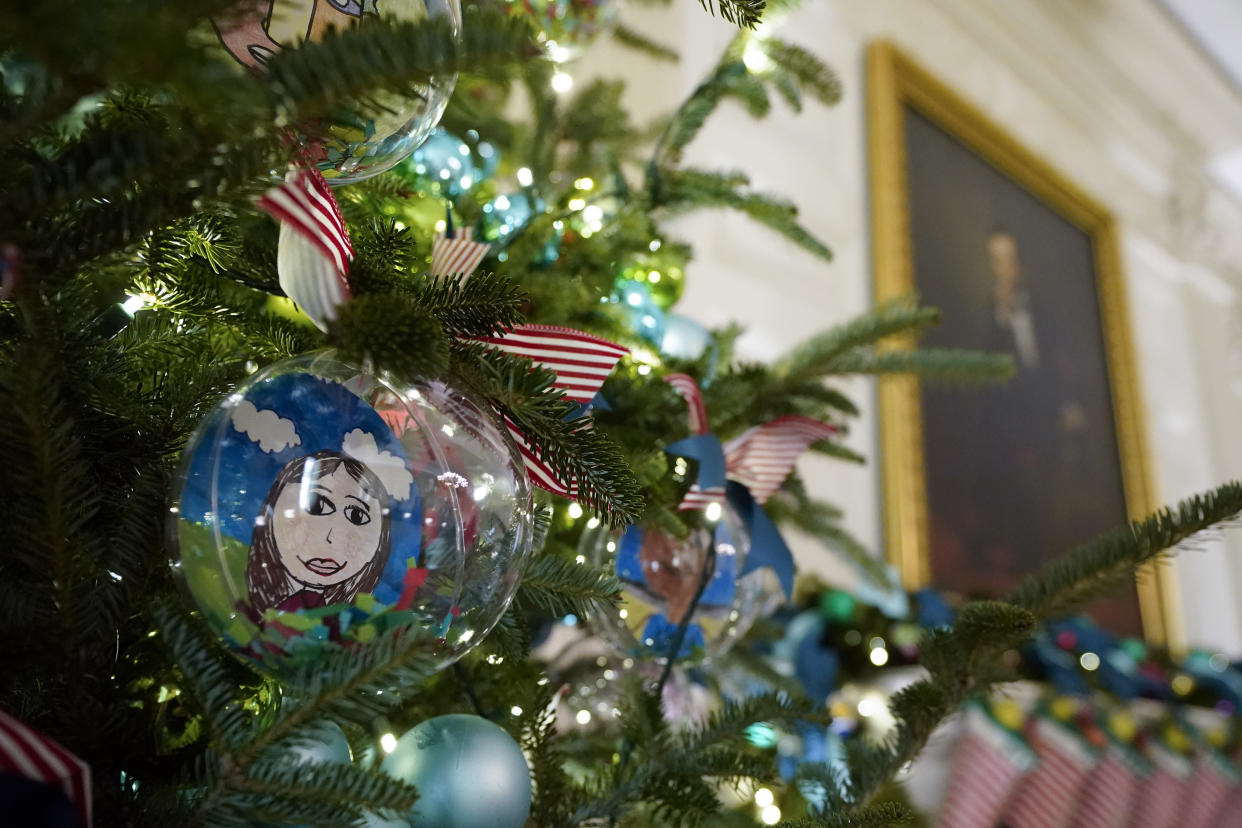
[246,449,392,613]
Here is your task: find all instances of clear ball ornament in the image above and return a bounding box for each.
[213,0,461,184]
[579,503,769,663]
[171,351,533,678]
[507,0,620,62]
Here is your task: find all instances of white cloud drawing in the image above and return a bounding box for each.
[231,400,302,454]
[342,428,414,501]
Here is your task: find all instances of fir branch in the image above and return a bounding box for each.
[761,38,843,106]
[516,554,623,619]
[695,0,766,29]
[610,24,680,62]
[776,295,939,382]
[264,9,536,126]
[1006,481,1242,620]
[824,348,1014,384]
[235,760,418,827]
[327,292,451,381]
[408,271,527,338]
[776,802,914,828]
[676,692,829,756]
[654,167,832,261]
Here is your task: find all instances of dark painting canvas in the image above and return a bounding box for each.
[902,107,1142,635]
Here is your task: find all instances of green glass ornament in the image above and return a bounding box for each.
[818,589,856,624]
[380,714,531,828]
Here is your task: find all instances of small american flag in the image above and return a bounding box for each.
[1181,748,1238,828]
[473,325,629,497]
[1003,714,1098,828]
[722,415,838,505]
[0,708,92,827]
[430,227,490,281]
[255,166,353,331]
[1068,743,1148,828]
[936,705,1034,828]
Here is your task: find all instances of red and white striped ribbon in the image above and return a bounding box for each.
[722,415,838,505]
[663,374,722,510]
[471,325,630,405]
[0,708,92,827]
[472,325,629,497]
[430,227,490,281]
[1069,746,1146,828]
[1181,750,1238,828]
[255,166,353,331]
[665,373,709,434]
[1126,745,1192,828]
[1003,716,1098,828]
[936,707,1034,828]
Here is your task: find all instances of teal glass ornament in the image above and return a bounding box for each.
[611,280,666,346]
[380,714,532,828]
[400,129,477,197]
[660,314,711,361]
[480,192,540,245]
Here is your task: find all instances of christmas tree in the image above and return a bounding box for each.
[2,0,1240,825]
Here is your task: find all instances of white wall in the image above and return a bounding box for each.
[573,0,1242,652]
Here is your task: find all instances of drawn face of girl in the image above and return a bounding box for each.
[271,463,385,589]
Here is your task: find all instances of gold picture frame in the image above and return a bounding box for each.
[866,41,1182,647]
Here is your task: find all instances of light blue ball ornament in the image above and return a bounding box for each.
[660,314,711,360]
[288,720,352,766]
[612,280,666,346]
[480,192,540,245]
[380,714,532,828]
[401,129,477,197]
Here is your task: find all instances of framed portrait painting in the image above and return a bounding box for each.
[866,42,1180,644]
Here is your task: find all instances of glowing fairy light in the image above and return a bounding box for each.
[551,71,574,93]
[743,42,771,73]
[380,733,398,754]
[516,167,533,187]
[567,502,584,519]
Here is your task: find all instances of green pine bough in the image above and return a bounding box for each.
[1,1,1238,825]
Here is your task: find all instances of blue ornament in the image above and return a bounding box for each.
[401,129,477,197]
[774,610,839,704]
[480,192,540,245]
[611,280,666,345]
[380,715,531,828]
[914,588,955,630]
[660,314,711,360]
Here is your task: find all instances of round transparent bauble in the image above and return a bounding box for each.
[212,0,460,184]
[170,351,533,678]
[580,504,767,663]
[508,0,620,62]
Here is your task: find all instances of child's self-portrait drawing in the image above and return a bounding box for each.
[247,449,392,612]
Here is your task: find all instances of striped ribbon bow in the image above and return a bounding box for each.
[256,173,630,501]
[255,165,353,332]
[469,325,629,497]
[0,708,93,827]
[662,373,837,597]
